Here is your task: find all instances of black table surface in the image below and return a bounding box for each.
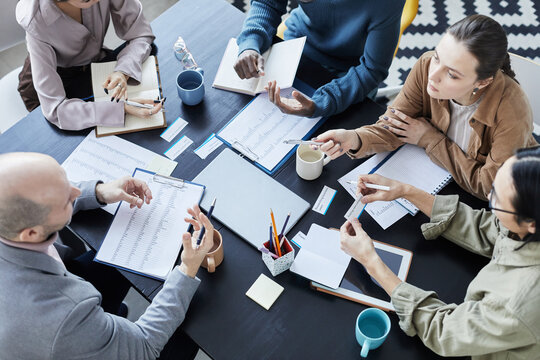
[0,0,490,359]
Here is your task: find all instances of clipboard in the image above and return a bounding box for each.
[310,240,413,312]
[216,78,326,175]
[94,168,205,280]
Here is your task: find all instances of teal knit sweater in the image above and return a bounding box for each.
[237,0,405,117]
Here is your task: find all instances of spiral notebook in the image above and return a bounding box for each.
[374,144,452,215]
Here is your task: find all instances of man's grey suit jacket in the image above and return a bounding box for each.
[0,181,200,360]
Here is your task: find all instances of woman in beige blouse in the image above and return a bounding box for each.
[341,146,539,359]
[16,0,163,130]
[314,15,537,200]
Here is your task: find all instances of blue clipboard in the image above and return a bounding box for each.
[93,168,206,281]
[216,78,326,175]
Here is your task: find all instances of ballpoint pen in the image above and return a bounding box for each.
[196,198,216,249]
[283,139,324,146]
[125,100,154,109]
[346,181,390,191]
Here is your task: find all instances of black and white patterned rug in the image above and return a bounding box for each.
[227,0,540,87]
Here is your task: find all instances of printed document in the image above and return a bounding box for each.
[62,131,177,214]
[95,169,204,280]
[218,87,321,172]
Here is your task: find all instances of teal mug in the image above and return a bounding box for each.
[176,68,204,106]
[355,308,391,357]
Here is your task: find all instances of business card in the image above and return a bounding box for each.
[312,186,337,215]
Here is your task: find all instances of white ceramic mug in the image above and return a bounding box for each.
[296,144,331,180]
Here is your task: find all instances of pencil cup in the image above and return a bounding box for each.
[261,237,295,276]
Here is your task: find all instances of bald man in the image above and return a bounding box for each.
[0,152,214,360]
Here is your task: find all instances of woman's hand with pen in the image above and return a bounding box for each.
[179,204,215,278]
[312,129,361,159]
[124,97,164,119]
[356,174,406,203]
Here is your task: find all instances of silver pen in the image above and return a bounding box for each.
[283,139,324,146]
[346,181,390,191]
[125,100,154,109]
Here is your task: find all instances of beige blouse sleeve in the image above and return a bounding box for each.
[109,0,155,84]
[26,34,124,130]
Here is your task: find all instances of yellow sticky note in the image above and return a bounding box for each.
[146,155,177,176]
[245,274,284,310]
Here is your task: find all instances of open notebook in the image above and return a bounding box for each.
[91,56,166,137]
[375,144,452,214]
[212,37,306,95]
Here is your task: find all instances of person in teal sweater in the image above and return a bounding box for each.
[234,0,405,118]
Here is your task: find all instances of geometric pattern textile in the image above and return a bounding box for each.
[226,0,540,87]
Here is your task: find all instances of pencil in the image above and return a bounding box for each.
[270,209,282,257]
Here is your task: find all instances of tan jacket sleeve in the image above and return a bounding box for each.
[390,282,536,357]
[350,52,428,158]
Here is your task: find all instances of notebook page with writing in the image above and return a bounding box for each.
[375,144,452,214]
[91,56,165,136]
[254,36,306,93]
[95,169,204,280]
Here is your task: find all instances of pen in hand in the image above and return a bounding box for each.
[283,139,324,146]
[196,198,216,249]
[125,100,154,109]
[346,181,390,191]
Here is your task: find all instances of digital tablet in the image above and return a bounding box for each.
[311,240,412,311]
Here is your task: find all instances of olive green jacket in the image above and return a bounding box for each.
[391,195,540,359]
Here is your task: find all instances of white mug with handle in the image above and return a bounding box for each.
[296,144,331,180]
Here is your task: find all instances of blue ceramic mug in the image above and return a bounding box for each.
[355,308,391,357]
[176,68,204,106]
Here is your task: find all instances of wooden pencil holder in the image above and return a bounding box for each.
[262,236,295,277]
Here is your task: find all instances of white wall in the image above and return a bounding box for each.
[0,0,26,52]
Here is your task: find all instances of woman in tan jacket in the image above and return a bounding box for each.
[339,146,540,359]
[315,15,537,200]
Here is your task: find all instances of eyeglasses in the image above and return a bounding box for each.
[488,186,520,216]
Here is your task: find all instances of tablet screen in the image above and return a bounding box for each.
[340,247,405,302]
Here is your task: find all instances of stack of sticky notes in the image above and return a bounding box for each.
[245,274,284,310]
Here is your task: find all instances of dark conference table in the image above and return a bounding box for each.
[0,0,490,359]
